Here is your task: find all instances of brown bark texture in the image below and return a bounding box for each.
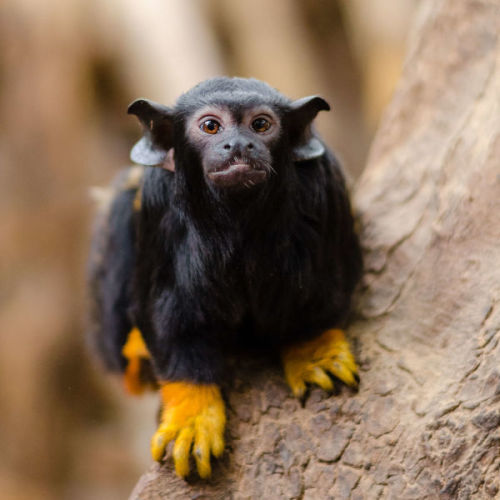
[131,0,500,498]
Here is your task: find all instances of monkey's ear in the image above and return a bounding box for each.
[128,99,175,171]
[288,96,330,162]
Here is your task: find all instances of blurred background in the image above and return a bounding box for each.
[0,1,417,498]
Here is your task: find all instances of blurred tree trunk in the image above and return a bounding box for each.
[208,0,370,176]
[95,0,225,102]
[131,0,500,498]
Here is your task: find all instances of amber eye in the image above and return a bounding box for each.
[201,119,220,134]
[252,118,271,133]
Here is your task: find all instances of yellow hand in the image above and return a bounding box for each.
[282,329,358,399]
[151,382,226,479]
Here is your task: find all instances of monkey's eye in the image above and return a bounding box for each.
[251,118,271,133]
[201,119,221,134]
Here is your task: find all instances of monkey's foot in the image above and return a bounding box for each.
[282,329,358,399]
[151,382,226,478]
[122,327,158,395]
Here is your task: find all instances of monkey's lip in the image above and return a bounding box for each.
[207,163,267,188]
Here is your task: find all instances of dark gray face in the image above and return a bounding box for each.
[185,104,281,189]
[128,77,331,194]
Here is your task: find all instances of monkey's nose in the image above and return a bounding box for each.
[223,140,254,153]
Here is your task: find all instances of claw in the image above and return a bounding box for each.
[172,427,195,477]
[282,329,359,398]
[288,377,307,399]
[151,382,226,478]
[210,429,225,458]
[305,366,334,392]
[326,359,358,387]
[193,431,211,478]
[151,424,175,462]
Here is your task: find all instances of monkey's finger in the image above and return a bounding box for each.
[325,360,358,387]
[286,375,307,399]
[208,420,225,458]
[211,434,225,458]
[193,428,211,478]
[333,351,358,376]
[151,425,176,462]
[173,427,195,478]
[304,366,334,392]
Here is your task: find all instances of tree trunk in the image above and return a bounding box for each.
[131,0,500,498]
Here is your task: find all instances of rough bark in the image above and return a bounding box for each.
[131,0,500,498]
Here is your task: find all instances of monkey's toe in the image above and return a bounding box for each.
[151,382,226,478]
[282,329,358,399]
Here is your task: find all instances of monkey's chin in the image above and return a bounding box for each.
[207,163,268,189]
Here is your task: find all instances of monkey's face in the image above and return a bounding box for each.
[185,106,280,190]
[128,77,330,196]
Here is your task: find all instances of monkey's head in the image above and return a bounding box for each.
[128,77,329,193]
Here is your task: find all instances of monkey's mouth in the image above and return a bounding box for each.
[207,161,268,188]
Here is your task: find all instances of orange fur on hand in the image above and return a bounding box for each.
[282,329,358,399]
[151,382,226,478]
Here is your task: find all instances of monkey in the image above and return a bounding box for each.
[87,77,362,479]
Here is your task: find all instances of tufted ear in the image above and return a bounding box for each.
[127,99,175,171]
[288,96,330,162]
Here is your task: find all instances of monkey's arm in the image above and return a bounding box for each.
[282,155,361,399]
[138,291,227,478]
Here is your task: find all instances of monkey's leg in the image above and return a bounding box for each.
[122,327,158,395]
[282,329,359,399]
[151,382,226,478]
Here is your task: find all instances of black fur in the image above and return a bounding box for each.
[88,77,362,384]
[87,170,138,371]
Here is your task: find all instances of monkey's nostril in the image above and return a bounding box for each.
[247,143,254,150]
[223,144,231,150]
